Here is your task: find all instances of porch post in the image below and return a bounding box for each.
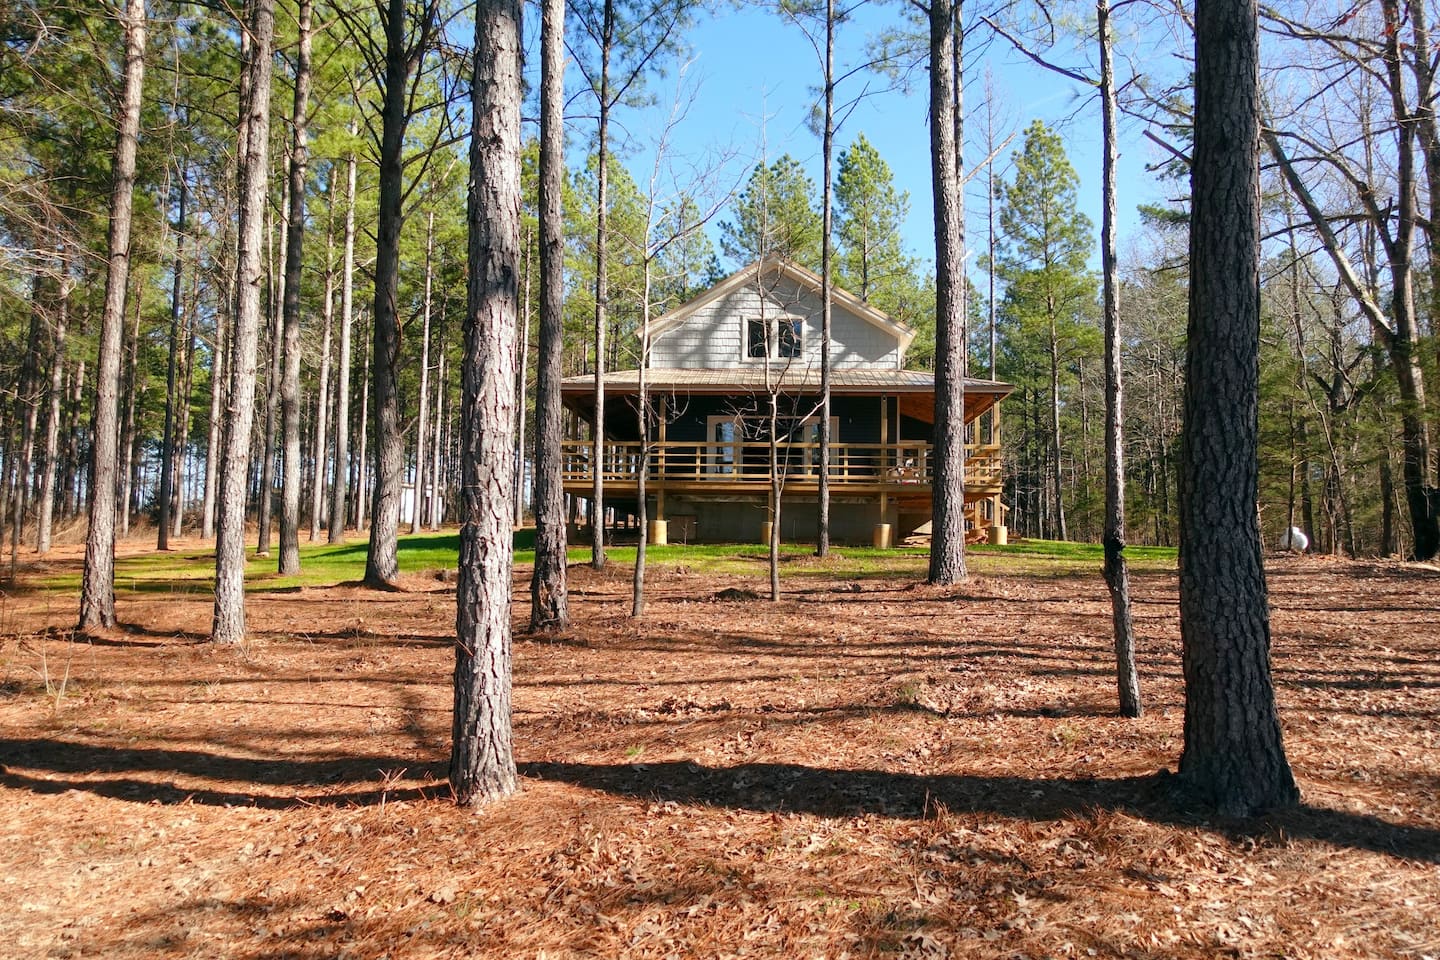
[650,394,668,544]
[875,394,892,548]
[989,399,1007,546]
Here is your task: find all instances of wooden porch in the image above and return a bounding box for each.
[559,439,1004,500]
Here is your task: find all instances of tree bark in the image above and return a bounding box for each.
[175,280,196,538]
[329,144,357,543]
[356,316,370,531]
[431,345,445,528]
[202,287,227,541]
[278,0,313,575]
[451,0,522,806]
[80,0,146,630]
[589,0,616,573]
[412,211,435,535]
[159,170,188,551]
[514,233,531,526]
[213,0,277,644]
[365,0,433,588]
[927,0,967,585]
[257,194,284,557]
[37,264,70,554]
[816,0,834,559]
[311,183,336,541]
[118,274,142,539]
[1098,0,1140,718]
[1179,0,1298,815]
[530,0,570,631]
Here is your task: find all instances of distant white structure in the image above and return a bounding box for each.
[400,484,443,526]
[1278,526,1309,552]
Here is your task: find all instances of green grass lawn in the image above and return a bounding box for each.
[53,532,1177,599]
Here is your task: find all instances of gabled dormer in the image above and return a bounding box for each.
[649,258,915,370]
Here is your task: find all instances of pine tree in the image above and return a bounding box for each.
[720,155,824,270]
[834,134,912,305]
[993,120,1099,542]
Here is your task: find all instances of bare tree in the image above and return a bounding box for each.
[451,0,522,806]
[80,0,146,630]
[1097,0,1140,718]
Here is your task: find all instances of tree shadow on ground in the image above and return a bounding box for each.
[0,737,443,809]
[521,759,1440,865]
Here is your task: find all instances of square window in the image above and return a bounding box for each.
[746,318,768,358]
[778,319,802,358]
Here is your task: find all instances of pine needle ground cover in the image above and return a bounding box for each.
[0,537,1435,959]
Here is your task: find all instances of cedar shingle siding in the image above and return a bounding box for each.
[651,274,903,370]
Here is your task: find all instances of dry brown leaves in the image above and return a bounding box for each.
[0,543,1436,959]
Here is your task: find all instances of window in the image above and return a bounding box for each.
[746,318,768,358]
[743,316,804,360]
[778,318,802,358]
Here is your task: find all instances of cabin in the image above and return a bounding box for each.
[559,257,1013,546]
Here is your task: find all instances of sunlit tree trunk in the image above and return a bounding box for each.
[1098,0,1140,718]
[329,144,357,543]
[213,0,277,644]
[37,261,70,555]
[452,0,522,806]
[159,169,188,551]
[530,0,569,630]
[80,0,146,630]
[412,211,435,535]
[927,0,967,585]
[278,0,313,575]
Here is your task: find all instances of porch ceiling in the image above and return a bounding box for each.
[561,367,1013,426]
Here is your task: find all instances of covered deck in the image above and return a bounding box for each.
[559,368,1013,543]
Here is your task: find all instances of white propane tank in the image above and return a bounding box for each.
[1278,526,1310,552]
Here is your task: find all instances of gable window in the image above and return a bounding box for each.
[746,318,768,358]
[743,316,804,360]
[777,318,802,357]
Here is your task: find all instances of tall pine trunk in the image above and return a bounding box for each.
[159,170,188,550]
[926,0,967,585]
[278,0,313,575]
[311,184,335,540]
[329,144,357,543]
[1180,0,1297,814]
[80,0,145,630]
[365,0,433,587]
[451,0,522,805]
[530,0,569,630]
[257,193,284,557]
[213,0,277,644]
[816,0,835,558]
[589,0,615,572]
[411,211,435,535]
[37,262,70,554]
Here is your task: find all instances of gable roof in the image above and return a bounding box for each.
[650,256,917,359]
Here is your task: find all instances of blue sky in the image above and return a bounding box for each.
[555,2,1181,278]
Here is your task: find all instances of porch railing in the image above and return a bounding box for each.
[559,440,1003,490]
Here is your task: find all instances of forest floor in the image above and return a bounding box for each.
[0,535,1437,959]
